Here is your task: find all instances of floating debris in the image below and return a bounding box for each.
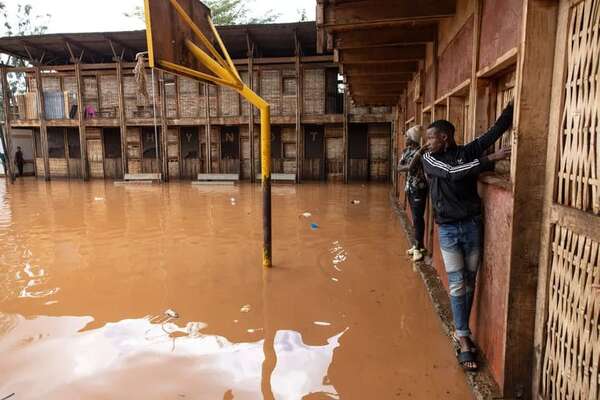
[310,223,319,230]
[94,197,104,201]
[331,277,339,282]
[351,200,360,205]
[314,321,332,326]
[164,309,179,318]
[301,212,312,218]
[247,328,263,333]
[240,304,251,313]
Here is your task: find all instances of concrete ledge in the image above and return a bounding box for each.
[390,193,501,400]
[114,180,154,185]
[197,173,239,182]
[124,173,161,181]
[192,181,235,186]
[255,173,296,182]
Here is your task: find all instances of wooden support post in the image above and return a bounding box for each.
[205,85,211,173]
[249,49,255,182]
[532,1,568,397]
[502,1,559,398]
[75,63,88,180]
[468,0,482,141]
[0,67,15,183]
[34,67,50,181]
[295,48,302,183]
[159,71,169,181]
[116,62,128,177]
[343,89,349,184]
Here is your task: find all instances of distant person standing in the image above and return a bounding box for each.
[15,146,24,177]
[397,126,429,262]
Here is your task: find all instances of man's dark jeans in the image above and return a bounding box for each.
[408,189,427,249]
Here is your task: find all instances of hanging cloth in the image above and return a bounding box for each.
[133,54,150,107]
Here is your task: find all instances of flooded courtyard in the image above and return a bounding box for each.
[0,179,472,399]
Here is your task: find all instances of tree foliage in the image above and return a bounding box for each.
[125,0,280,25]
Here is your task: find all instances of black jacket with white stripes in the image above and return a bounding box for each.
[422,103,513,224]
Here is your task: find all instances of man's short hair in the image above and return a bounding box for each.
[428,120,455,138]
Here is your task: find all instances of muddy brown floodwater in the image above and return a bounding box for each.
[0,178,472,400]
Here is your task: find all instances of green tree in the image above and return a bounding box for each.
[125,0,280,25]
[0,3,51,97]
[297,8,308,22]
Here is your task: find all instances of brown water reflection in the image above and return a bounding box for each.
[0,178,472,399]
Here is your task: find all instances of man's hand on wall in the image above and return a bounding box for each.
[488,146,512,161]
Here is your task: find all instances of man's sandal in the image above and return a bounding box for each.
[457,350,478,372]
[453,333,477,354]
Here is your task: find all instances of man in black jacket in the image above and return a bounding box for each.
[421,102,513,371]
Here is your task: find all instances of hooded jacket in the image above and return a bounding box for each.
[422,104,513,224]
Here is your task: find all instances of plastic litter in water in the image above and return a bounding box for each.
[331,277,339,282]
[310,223,319,230]
[313,321,332,326]
[301,212,312,218]
[247,328,263,333]
[240,304,251,313]
[351,200,360,205]
[94,197,104,201]
[164,309,179,318]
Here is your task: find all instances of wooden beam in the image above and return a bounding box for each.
[342,62,419,76]
[116,62,128,177]
[295,36,302,183]
[504,0,559,398]
[322,0,455,31]
[17,39,65,63]
[335,25,437,49]
[342,89,348,183]
[75,63,88,180]
[340,45,426,64]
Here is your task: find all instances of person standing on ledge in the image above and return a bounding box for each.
[421,101,514,372]
[15,146,24,178]
[397,125,429,262]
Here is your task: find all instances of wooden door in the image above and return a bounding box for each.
[180,127,200,179]
[141,127,161,173]
[102,128,122,179]
[220,126,240,174]
[326,136,343,181]
[87,138,104,178]
[303,125,324,180]
[348,124,368,181]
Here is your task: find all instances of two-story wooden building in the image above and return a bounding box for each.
[0,22,393,183]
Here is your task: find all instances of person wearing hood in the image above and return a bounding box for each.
[397,125,430,262]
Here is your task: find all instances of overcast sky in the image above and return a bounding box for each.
[4,0,316,34]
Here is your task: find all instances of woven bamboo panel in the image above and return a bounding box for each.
[165,74,177,118]
[99,75,118,110]
[209,85,218,117]
[260,70,281,116]
[128,160,141,174]
[325,125,343,138]
[86,139,104,178]
[179,78,203,118]
[556,0,600,215]
[219,86,240,116]
[167,127,178,159]
[42,76,60,92]
[62,76,77,98]
[282,72,297,115]
[127,128,140,159]
[541,223,600,400]
[493,69,516,175]
[35,158,45,177]
[49,158,68,177]
[282,126,296,143]
[83,77,99,111]
[168,161,179,178]
[303,69,325,114]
